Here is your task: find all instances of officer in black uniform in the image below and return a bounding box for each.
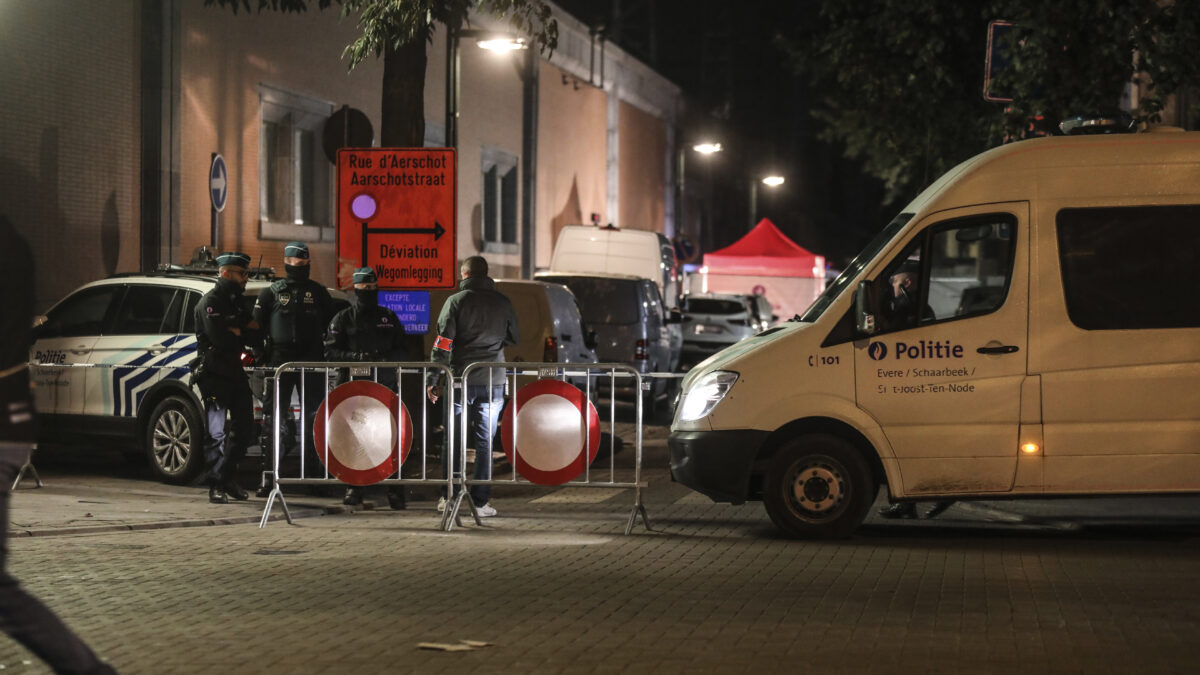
[193,251,260,504]
[325,267,412,508]
[253,241,334,492]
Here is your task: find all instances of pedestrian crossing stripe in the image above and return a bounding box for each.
[531,488,626,504]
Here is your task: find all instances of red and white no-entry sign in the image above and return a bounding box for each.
[500,380,601,486]
[313,380,412,486]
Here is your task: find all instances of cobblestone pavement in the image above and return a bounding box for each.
[5,430,1200,673]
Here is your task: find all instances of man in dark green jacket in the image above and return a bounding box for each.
[426,256,518,517]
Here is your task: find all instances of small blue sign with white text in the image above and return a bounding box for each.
[379,290,431,334]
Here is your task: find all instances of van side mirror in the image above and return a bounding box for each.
[855,280,878,335]
[585,330,598,350]
[667,308,683,324]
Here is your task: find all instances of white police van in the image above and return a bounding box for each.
[669,126,1200,538]
[29,258,280,484]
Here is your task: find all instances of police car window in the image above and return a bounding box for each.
[160,290,185,333]
[40,285,120,338]
[110,286,178,335]
[181,292,201,334]
[927,216,1015,321]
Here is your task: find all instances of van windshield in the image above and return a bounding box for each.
[797,213,913,322]
[544,276,640,325]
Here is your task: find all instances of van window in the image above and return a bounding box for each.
[800,213,912,322]
[1058,205,1200,330]
[683,298,746,315]
[549,277,640,325]
[875,214,1016,333]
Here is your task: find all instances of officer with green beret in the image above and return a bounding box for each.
[325,267,413,508]
[253,241,334,492]
[193,251,260,503]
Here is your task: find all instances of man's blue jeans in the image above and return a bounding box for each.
[446,383,504,506]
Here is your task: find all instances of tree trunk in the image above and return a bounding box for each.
[381,25,428,147]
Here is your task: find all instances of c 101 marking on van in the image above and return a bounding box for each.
[807,355,841,367]
[867,340,964,361]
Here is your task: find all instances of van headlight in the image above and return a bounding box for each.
[678,370,739,421]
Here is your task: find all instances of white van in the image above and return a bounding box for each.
[423,279,598,365]
[550,225,680,308]
[669,128,1200,538]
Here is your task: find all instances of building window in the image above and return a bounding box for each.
[481,147,518,253]
[259,85,334,241]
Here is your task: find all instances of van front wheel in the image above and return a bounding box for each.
[763,434,873,539]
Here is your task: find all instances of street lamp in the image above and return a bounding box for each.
[444,27,538,277]
[692,142,723,154]
[750,175,784,229]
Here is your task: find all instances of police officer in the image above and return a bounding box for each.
[426,256,519,518]
[193,251,260,504]
[253,241,334,491]
[325,267,412,508]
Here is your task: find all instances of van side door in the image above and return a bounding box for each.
[1037,204,1200,493]
[855,204,1029,496]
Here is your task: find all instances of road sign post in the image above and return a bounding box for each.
[337,148,457,290]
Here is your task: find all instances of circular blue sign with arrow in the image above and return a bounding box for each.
[209,154,228,213]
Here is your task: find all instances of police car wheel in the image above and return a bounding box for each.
[144,395,205,485]
[763,434,874,539]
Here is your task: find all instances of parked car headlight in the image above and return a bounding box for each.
[678,370,739,421]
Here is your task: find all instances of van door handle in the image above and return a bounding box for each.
[146,344,167,355]
[976,345,1019,354]
[69,345,90,355]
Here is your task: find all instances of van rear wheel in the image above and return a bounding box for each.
[763,434,873,539]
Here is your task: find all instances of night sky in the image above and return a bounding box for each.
[553,0,891,266]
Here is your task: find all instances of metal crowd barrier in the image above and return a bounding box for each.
[258,361,455,529]
[448,362,652,535]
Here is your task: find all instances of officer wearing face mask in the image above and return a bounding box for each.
[253,241,334,492]
[325,267,412,508]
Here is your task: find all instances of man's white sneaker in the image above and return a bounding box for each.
[476,503,497,518]
[436,497,447,513]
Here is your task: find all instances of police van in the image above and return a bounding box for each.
[669,126,1200,538]
[30,258,286,484]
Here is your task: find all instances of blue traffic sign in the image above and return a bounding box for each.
[209,154,228,213]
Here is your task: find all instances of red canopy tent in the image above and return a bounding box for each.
[702,218,824,277]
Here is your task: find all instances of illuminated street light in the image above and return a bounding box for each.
[477,36,528,51]
[692,142,723,154]
[750,174,785,228]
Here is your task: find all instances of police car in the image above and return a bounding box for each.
[29,253,345,484]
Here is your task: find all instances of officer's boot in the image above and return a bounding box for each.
[224,468,249,501]
[386,487,407,510]
[343,486,364,506]
[209,481,229,504]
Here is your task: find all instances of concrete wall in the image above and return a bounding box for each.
[535,62,608,269]
[618,101,667,233]
[0,0,141,310]
[179,0,382,288]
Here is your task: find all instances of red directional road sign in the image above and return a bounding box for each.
[337,148,456,290]
[500,380,601,486]
[313,380,413,486]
